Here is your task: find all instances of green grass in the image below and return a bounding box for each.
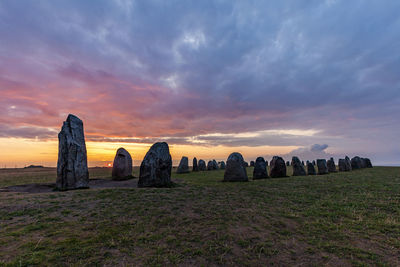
[0,166,399,266]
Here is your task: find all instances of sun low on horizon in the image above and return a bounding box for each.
[1,1,399,167]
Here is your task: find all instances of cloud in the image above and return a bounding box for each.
[0,1,399,164]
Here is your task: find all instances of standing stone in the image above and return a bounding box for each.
[192,157,199,172]
[253,157,268,179]
[302,161,305,166]
[270,156,287,178]
[312,160,316,166]
[207,160,213,170]
[56,114,89,190]
[223,152,248,182]
[243,161,249,168]
[351,156,362,169]
[177,156,190,173]
[338,159,347,172]
[317,159,329,175]
[198,160,206,171]
[345,156,352,171]
[138,142,172,187]
[307,162,316,175]
[250,161,255,167]
[365,158,373,168]
[212,159,219,170]
[360,158,367,168]
[286,161,290,166]
[219,161,226,169]
[112,148,133,180]
[327,157,337,172]
[292,156,306,176]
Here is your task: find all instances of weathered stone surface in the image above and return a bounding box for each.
[345,156,352,171]
[292,156,306,176]
[312,160,316,166]
[224,152,248,182]
[302,161,305,166]
[365,158,373,168]
[219,161,226,169]
[317,159,328,175]
[270,156,287,178]
[327,157,337,172]
[351,156,362,169]
[253,157,268,179]
[250,161,255,167]
[360,158,367,168]
[307,162,316,175]
[138,142,172,187]
[177,156,190,173]
[207,160,213,170]
[112,148,133,180]
[286,161,290,166]
[192,157,198,172]
[56,114,89,190]
[212,160,219,170]
[338,159,347,172]
[243,161,249,168]
[198,159,206,171]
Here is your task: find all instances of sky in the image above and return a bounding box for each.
[0,0,399,167]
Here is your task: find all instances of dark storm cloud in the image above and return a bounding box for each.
[0,0,399,163]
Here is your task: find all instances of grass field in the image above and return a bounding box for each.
[0,166,399,266]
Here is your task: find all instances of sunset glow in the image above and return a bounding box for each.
[0,1,399,166]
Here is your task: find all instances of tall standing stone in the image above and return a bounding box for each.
[286,161,290,166]
[317,159,328,175]
[292,156,306,176]
[327,157,337,172]
[270,156,287,178]
[365,158,373,168]
[345,156,352,171]
[207,160,213,170]
[223,152,248,182]
[138,142,172,187]
[198,160,206,171]
[338,159,347,172]
[192,157,199,172]
[212,159,219,170]
[112,148,133,180]
[177,156,190,173]
[351,156,362,169]
[56,114,89,190]
[253,157,268,179]
[307,162,316,175]
[250,161,255,167]
[219,161,226,169]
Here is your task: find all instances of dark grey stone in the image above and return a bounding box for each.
[365,158,373,168]
[198,159,206,171]
[212,159,219,170]
[138,142,172,187]
[307,162,316,175]
[327,157,337,172]
[270,156,287,178]
[345,156,352,171]
[351,156,362,169]
[292,156,306,176]
[223,152,248,182]
[317,159,329,175]
[207,160,213,170]
[338,159,347,172]
[112,148,133,180]
[219,161,226,169]
[177,156,190,173]
[192,157,198,172]
[250,161,255,167]
[253,157,268,179]
[56,114,89,190]
[286,161,290,166]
